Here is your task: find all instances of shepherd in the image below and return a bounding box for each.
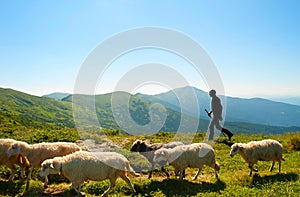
[206,89,233,141]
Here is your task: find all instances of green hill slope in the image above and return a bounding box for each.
[0,88,74,129]
[1,87,300,136]
[63,92,209,133]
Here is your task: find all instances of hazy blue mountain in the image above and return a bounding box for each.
[43,92,70,100]
[226,97,300,127]
[137,86,300,127]
[269,97,300,106]
[137,86,210,119]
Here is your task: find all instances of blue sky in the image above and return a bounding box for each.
[0,0,299,98]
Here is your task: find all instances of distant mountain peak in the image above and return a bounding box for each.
[43,92,70,100]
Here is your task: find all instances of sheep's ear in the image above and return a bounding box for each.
[18,146,21,153]
[145,139,150,144]
[50,163,54,169]
[238,144,244,150]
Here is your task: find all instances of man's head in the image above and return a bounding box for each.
[209,89,216,97]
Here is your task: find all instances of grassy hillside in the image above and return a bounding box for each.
[1,88,300,136]
[0,131,299,197]
[0,88,74,130]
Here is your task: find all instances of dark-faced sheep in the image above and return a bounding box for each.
[230,139,285,176]
[130,140,184,179]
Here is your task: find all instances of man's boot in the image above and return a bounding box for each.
[222,128,233,140]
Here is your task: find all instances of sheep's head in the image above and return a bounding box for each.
[40,160,60,178]
[153,148,168,164]
[230,143,243,157]
[130,140,149,152]
[7,143,20,156]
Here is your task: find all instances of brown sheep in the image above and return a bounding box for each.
[0,139,30,181]
[7,141,81,186]
[130,140,184,179]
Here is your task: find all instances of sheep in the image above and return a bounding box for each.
[130,139,184,178]
[6,141,81,186]
[40,151,138,197]
[229,139,285,176]
[0,139,30,181]
[153,143,220,180]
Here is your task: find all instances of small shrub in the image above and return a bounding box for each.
[290,136,300,151]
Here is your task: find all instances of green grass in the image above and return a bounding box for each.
[0,132,299,196]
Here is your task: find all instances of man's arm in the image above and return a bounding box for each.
[205,109,212,118]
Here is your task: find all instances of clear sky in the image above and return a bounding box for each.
[1,0,299,98]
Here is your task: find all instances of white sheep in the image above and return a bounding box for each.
[40,151,138,197]
[0,139,30,181]
[6,141,81,185]
[130,140,184,178]
[229,139,285,176]
[153,143,220,180]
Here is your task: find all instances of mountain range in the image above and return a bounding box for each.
[0,86,299,135]
[135,86,300,127]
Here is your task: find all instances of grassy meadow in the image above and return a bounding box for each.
[0,130,299,197]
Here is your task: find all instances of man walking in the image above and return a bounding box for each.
[207,89,233,141]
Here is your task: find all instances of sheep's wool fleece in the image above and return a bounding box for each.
[15,142,81,167]
[53,151,130,182]
[238,139,283,163]
[165,143,216,170]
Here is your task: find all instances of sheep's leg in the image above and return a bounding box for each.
[249,163,258,173]
[248,164,253,176]
[120,172,136,195]
[192,167,202,180]
[20,166,26,179]
[78,185,82,196]
[214,167,219,179]
[44,175,49,187]
[102,177,116,197]
[161,167,170,178]
[175,169,185,178]
[278,160,281,173]
[8,168,17,181]
[148,162,155,179]
[17,156,27,179]
[148,163,154,179]
[26,166,34,182]
[179,170,185,180]
[148,170,153,179]
[25,166,34,189]
[71,183,81,196]
[270,160,275,172]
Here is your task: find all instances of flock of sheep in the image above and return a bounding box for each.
[0,137,285,196]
